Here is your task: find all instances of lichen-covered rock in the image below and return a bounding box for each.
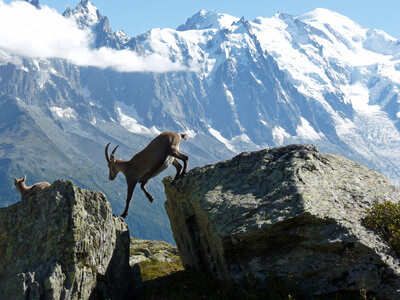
[129,238,180,266]
[163,144,400,298]
[0,180,136,299]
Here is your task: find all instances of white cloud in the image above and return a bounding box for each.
[0,1,186,72]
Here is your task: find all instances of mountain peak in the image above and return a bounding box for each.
[62,0,125,48]
[177,10,239,31]
[63,0,101,29]
[298,8,360,30]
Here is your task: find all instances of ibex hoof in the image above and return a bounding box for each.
[174,172,187,182]
[148,195,154,203]
[120,213,127,219]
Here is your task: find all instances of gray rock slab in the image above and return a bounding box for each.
[0,180,137,299]
[163,144,400,298]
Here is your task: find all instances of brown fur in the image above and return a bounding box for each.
[105,132,189,218]
[14,176,51,200]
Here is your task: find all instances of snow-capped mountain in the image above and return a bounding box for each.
[121,8,400,178]
[1,0,400,242]
[63,0,130,49]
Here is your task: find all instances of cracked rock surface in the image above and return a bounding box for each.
[163,144,400,298]
[0,180,136,300]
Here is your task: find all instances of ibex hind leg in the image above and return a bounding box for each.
[172,158,182,182]
[140,180,154,203]
[168,149,189,175]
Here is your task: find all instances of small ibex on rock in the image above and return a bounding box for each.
[14,176,51,200]
[105,132,189,218]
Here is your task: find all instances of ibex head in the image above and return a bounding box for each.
[14,175,27,192]
[105,143,120,180]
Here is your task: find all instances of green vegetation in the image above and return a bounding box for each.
[130,238,185,281]
[138,254,184,282]
[364,201,400,254]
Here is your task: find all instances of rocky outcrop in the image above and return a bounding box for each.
[0,180,136,299]
[163,144,400,298]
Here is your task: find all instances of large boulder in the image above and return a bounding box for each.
[0,180,137,299]
[163,144,400,298]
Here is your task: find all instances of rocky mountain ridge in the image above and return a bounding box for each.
[61,1,400,182]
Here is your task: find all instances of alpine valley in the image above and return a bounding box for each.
[1,0,399,243]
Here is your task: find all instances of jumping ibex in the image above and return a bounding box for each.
[14,176,51,200]
[105,132,189,218]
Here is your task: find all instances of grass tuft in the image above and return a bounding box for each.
[364,201,400,254]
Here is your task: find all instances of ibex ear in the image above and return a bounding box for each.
[23,175,26,182]
[14,177,18,183]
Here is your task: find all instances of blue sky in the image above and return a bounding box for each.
[5,0,400,39]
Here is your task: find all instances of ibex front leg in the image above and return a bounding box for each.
[121,180,137,218]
